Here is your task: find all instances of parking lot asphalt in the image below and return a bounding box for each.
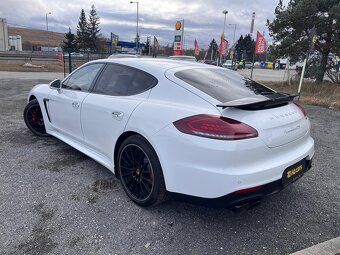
[0,77,339,255]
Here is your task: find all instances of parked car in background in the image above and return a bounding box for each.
[254,61,261,68]
[23,58,314,210]
[222,60,237,70]
[203,59,218,66]
[168,56,197,62]
[63,52,84,57]
[245,61,253,69]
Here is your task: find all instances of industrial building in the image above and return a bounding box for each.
[0,18,9,51]
[0,18,22,51]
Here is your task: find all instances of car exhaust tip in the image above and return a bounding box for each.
[228,199,262,213]
[247,200,261,211]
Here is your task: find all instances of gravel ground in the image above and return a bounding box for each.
[0,78,339,255]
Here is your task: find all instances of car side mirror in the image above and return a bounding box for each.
[49,79,61,89]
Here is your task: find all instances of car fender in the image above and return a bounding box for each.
[27,84,53,132]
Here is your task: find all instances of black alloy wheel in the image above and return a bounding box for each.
[23,99,49,137]
[118,135,167,206]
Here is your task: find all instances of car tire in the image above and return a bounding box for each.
[23,99,49,137]
[117,135,167,207]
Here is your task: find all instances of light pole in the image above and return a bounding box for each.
[46,12,51,52]
[228,24,237,45]
[130,1,139,54]
[220,10,228,65]
[222,10,228,36]
[139,27,147,54]
[228,24,237,68]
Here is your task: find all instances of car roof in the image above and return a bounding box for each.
[90,58,203,75]
[108,54,141,59]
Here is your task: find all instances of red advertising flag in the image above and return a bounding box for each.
[219,35,228,57]
[194,39,200,56]
[255,31,266,55]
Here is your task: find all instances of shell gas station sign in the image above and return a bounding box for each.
[173,20,184,55]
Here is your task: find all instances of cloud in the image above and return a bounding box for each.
[1,0,280,49]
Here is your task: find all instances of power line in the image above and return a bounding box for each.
[7,22,33,29]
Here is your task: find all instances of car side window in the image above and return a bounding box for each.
[62,64,103,92]
[93,64,157,96]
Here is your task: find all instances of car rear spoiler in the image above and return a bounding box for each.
[216,93,298,110]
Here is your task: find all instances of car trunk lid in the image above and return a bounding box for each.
[220,102,309,148]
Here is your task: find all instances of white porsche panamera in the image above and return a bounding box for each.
[24,58,314,209]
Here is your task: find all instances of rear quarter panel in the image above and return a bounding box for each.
[125,75,220,187]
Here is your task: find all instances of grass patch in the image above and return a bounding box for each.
[0,60,88,73]
[262,81,340,111]
[0,61,64,72]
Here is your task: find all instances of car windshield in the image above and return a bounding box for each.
[174,68,274,102]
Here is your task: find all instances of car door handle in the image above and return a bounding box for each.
[112,111,123,120]
[72,102,80,108]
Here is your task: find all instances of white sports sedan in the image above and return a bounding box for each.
[24,58,314,210]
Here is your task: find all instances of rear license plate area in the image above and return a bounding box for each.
[282,158,307,187]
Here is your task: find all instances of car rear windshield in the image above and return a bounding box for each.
[174,68,274,102]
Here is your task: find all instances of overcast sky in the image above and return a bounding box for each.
[0,0,285,49]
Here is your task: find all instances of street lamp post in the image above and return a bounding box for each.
[228,23,237,45]
[228,24,237,69]
[220,10,228,65]
[222,10,228,36]
[45,12,51,52]
[130,1,139,54]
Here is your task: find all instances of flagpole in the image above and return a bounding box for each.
[251,33,256,80]
[153,36,155,58]
[182,19,185,54]
[298,53,309,101]
[298,26,316,101]
[251,32,256,79]
[250,53,255,79]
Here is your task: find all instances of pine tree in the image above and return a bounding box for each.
[243,34,255,61]
[62,28,77,53]
[76,9,89,52]
[234,35,244,61]
[142,38,150,55]
[208,39,219,60]
[267,0,340,83]
[88,5,101,53]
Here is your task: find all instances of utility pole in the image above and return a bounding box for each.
[45,12,51,52]
[222,10,228,35]
[221,10,228,65]
[130,1,139,54]
[229,24,236,45]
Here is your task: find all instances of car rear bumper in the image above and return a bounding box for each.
[169,158,312,210]
[151,124,315,199]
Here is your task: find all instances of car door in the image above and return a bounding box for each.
[48,63,104,142]
[81,63,158,160]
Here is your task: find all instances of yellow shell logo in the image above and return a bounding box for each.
[175,21,182,30]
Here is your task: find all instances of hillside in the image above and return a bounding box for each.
[8,27,65,49]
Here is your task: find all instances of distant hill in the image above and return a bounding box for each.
[8,27,65,50]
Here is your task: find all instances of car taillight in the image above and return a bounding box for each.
[173,114,258,140]
[293,101,307,118]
